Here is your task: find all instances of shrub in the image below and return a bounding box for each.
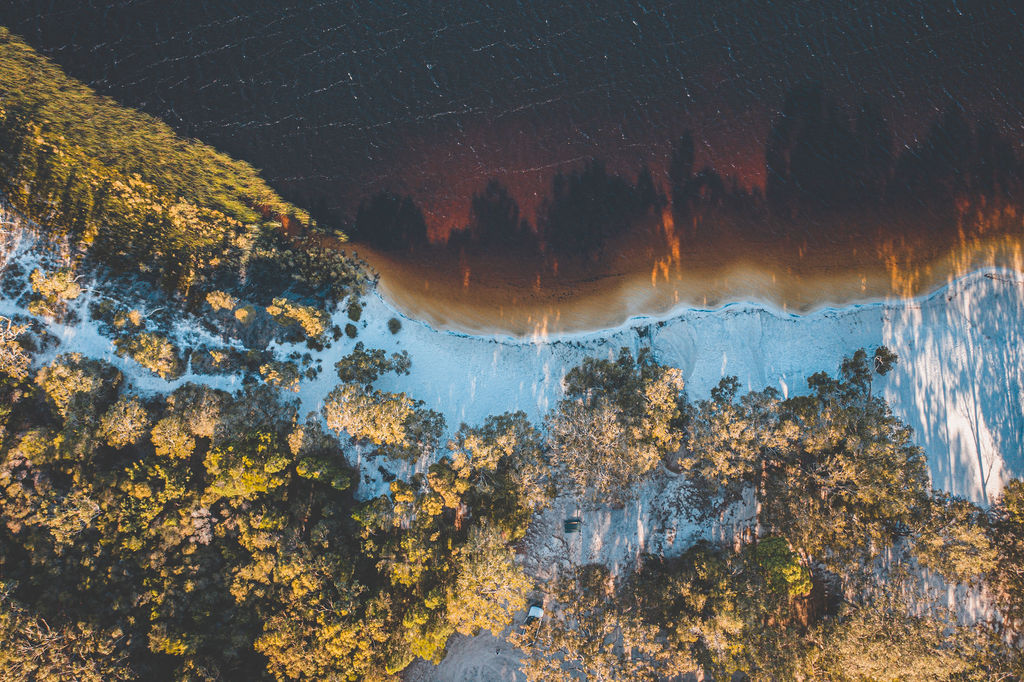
[266,298,329,340]
[113,309,144,329]
[30,268,82,302]
[35,353,121,420]
[0,317,31,381]
[100,396,150,448]
[114,332,184,379]
[755,537,812,598]
[234,306,255,324]
[205,290,237,312]
[259,361,301,392]
[28,268,82,318]
[388,317,402,335]
[345,323,358,339]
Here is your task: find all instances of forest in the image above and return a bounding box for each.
[0,28,364,310]
[0,25,1022,681]
[0,319,1022,679]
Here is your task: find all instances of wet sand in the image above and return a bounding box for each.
[344,205,1024,336]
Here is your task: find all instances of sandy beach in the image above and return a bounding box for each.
[347,206,1024,337]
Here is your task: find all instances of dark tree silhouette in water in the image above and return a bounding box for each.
[351,191,428,251]
[542,160,659,254]
[892,105,1022,206]
[850,98,894,201]
[464,179,535,248]
[636,165,661,213]
[766,83,900,216]
[687,168,727,209]
[339,86,1024,254]
[892,106,974,203]
[973,119,1021,197]
[668,132,696,219]
[767,83,855,214]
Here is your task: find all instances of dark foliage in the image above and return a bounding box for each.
[351,191,429,251]
[542,160,660,254]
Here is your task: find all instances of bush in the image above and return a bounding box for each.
[188,346,261,375]
[388,317,402,335]
[0,28,305,225]
[259,361,301,392]
[345,323,358,339]
[347,302,363,322]
[35,353,121,418]
[0,317,30,381]
[205,290,237,312]
[28,268,82,319]
[113,309,144,329]
[234,306,255,325]
[30,268,81,302]
[266,298,329,340]
[100,396,151,448]
[114,332,184,379]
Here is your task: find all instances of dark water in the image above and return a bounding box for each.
[5,1,1024,232]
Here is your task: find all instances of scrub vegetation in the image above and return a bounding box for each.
[0,28,366,315]
[0,329,1022,679]
[0,25,1021,682]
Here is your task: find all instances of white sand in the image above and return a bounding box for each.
[317,266,1023,505]
[4,220,1022,679]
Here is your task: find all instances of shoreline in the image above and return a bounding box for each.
[346,261,1024,504]
[1,220,1018,505]
[352,228,1024,337]
[365,264,1024,345]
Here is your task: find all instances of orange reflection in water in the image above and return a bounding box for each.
[652,204,681,287]
[342,197,1024,336]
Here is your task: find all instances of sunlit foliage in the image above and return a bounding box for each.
[989,479,1024,632]
[114,332,183,379]
[265,298,330,340]
[0,317,30,381]
[99,396,150,448]
[0,28,304,225]
[0,283,1020,682]
[547,347,685,504]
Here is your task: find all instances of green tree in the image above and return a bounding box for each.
[266,298,330,340]
[989,479,1024,631]
[334,342,410,384]
[755,536,812,599]
[35,353,120,423]
[513,564,678,682]
[27,268,82,319]
[114,332,183,379]
[547,348,684,504]
[99,395,150,448]
[204,432,291,502]
[323,383,443,462]
[805,591,999,681]
[252,552,383,681]
[150,416,196,460]
[446,522,532,636]
[683,349,930,573]
[204,289,237,312]
[0,584,131,682]
[770,350,930,570]
[441,411,550,536]
[259,360,301,392]
[915,491,996,585]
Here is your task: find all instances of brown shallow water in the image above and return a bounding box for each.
[342,204,1024,336]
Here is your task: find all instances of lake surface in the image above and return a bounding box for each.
[7,1,1023,233]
